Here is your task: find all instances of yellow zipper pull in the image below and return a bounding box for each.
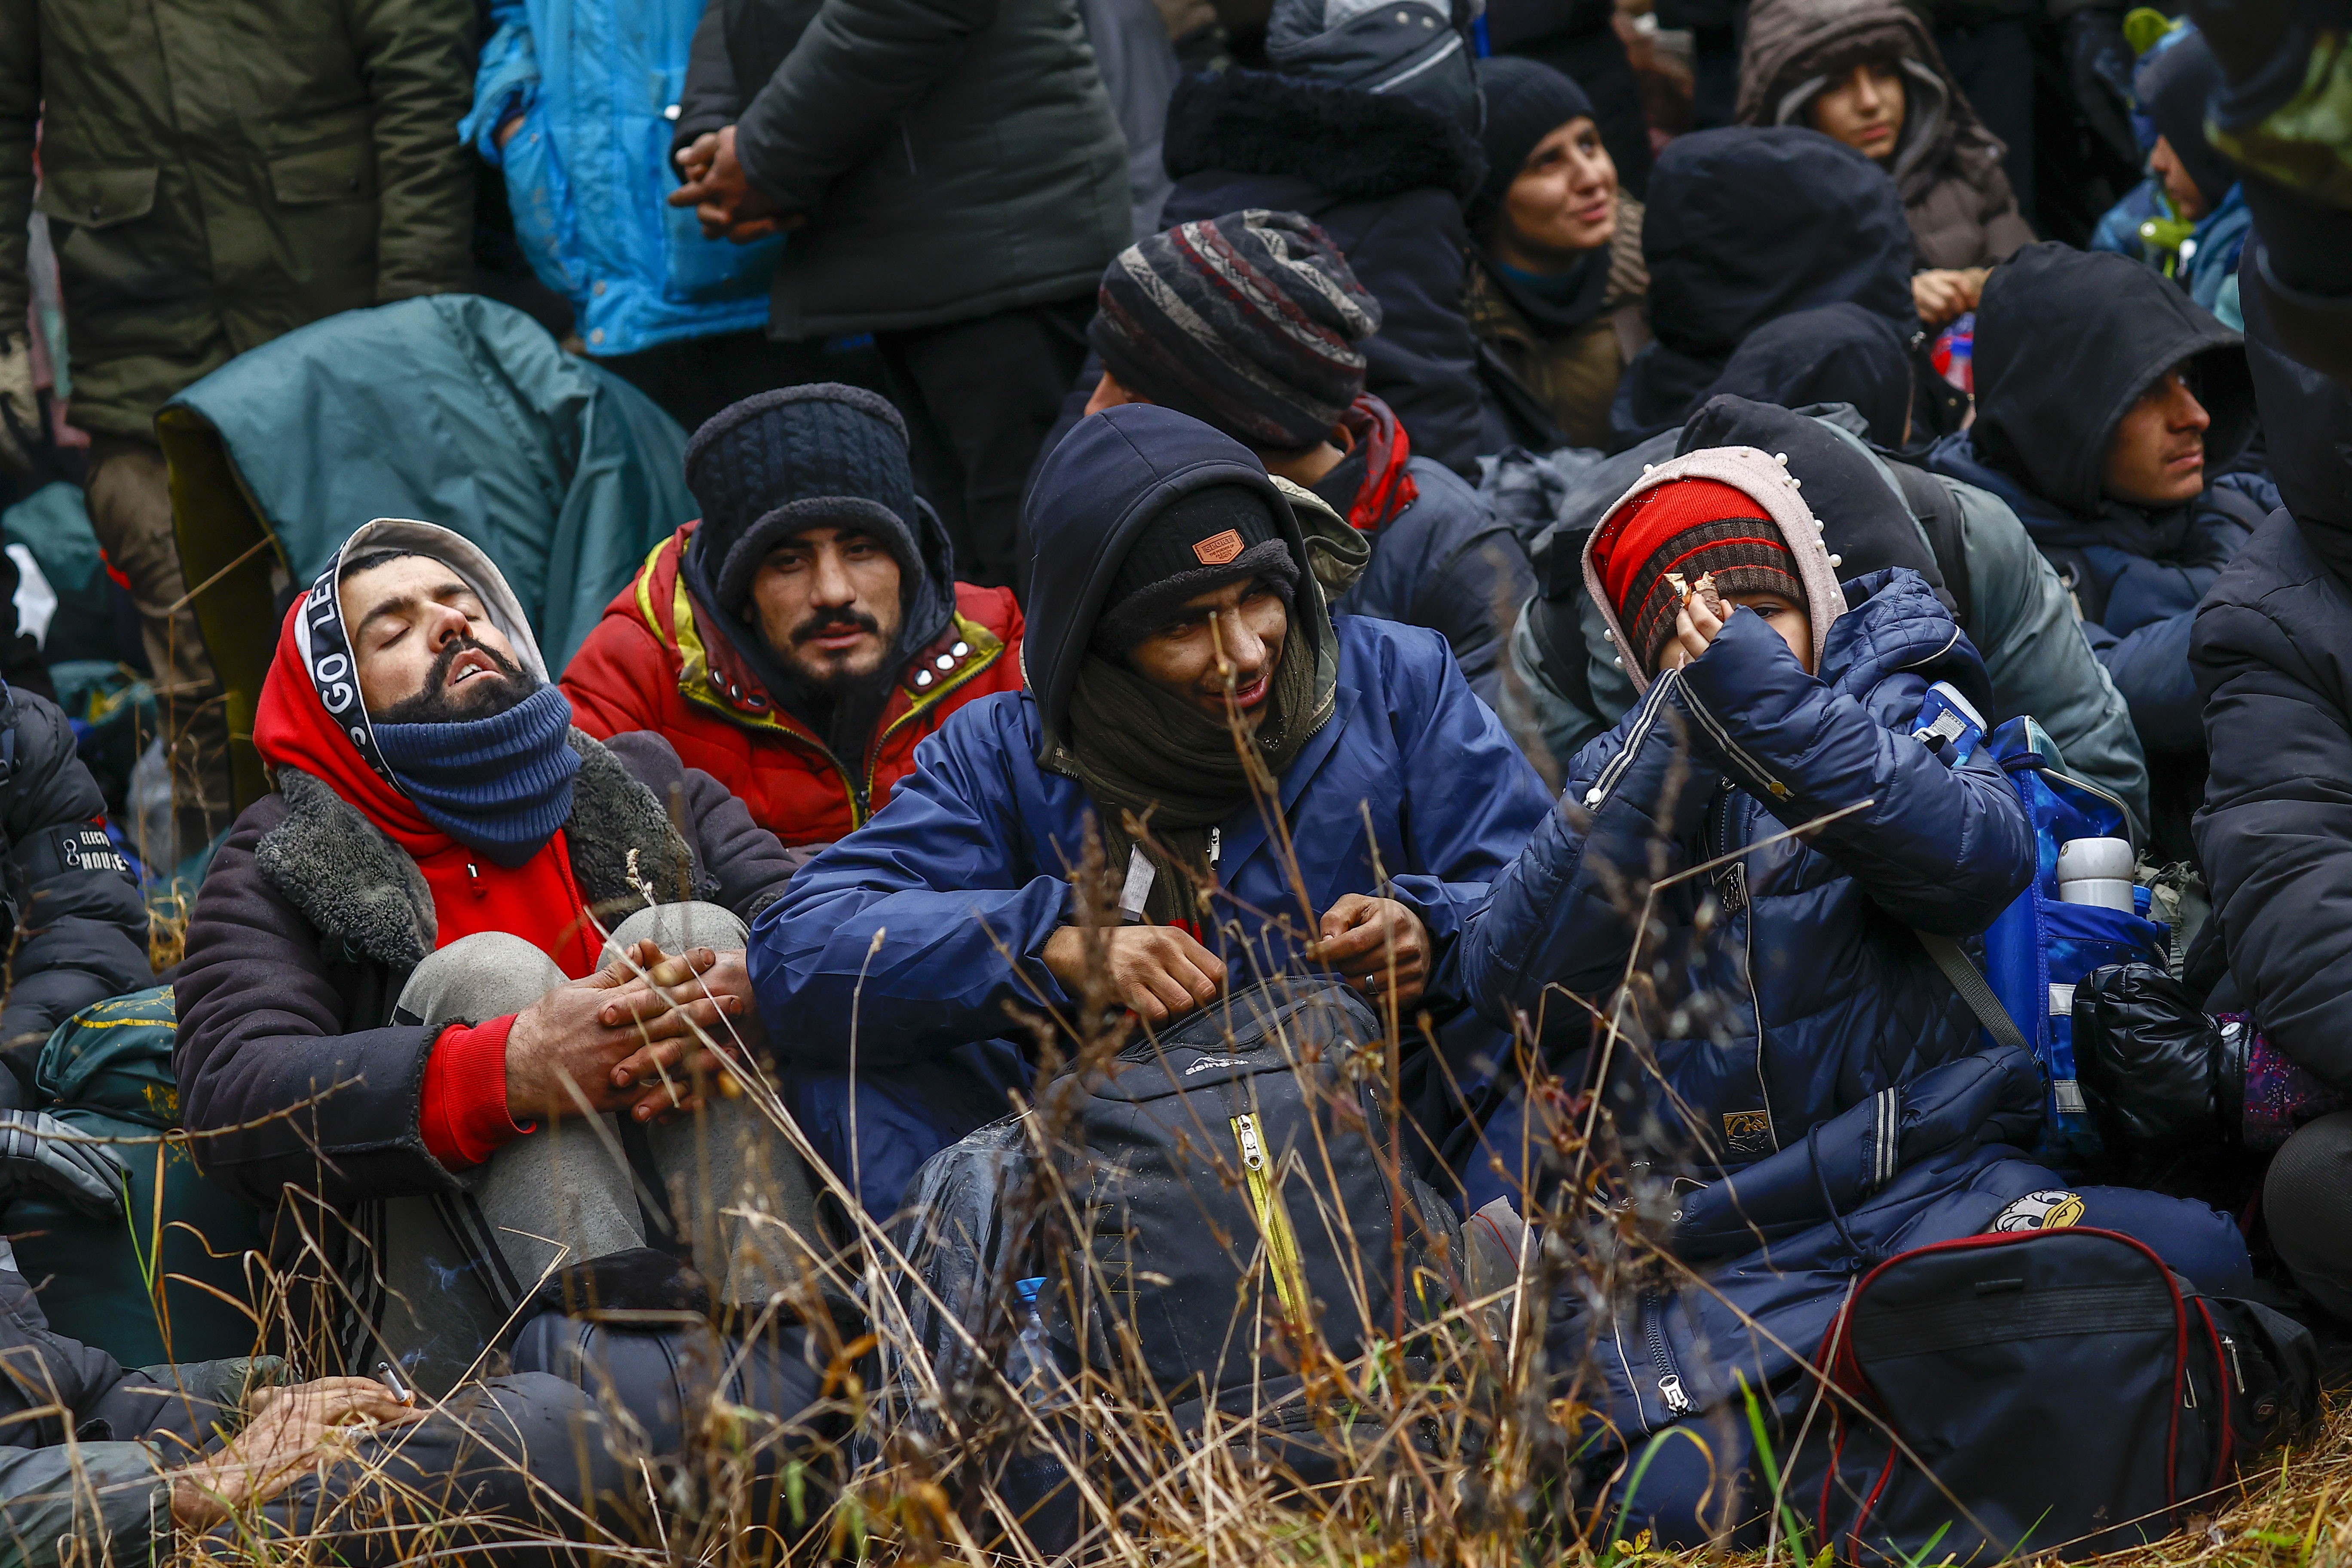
[1235,1111,1265,1170]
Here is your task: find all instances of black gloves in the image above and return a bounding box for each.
[2064,9,2141,169]
[0,1110,127,1217]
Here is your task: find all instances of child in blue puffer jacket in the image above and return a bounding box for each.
[1458,445,2245,1274]
[1456,443,2252,1547]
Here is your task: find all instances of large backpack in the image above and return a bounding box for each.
[7,986,264,1365]
[888,978,1464,1533]
[1811,1227,2315,1565]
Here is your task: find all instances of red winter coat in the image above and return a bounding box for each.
[561,525,1025,845]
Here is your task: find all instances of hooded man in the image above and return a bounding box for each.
[1610,126,1923,452]
[2196,245,2352,1321]
[564,386,1024,848]
[1158,0,1489,475]
[1928,242,2271,861]
[1074,209,1535,710]
[750,403,1555,1218]
[175,520,810,1392]
[1505,355,2150,828]
[1737,0,2034,293]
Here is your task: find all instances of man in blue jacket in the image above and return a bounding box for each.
[1927,241,2272,861]
[749,403,1556,1216]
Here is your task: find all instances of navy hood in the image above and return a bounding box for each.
[1020,404,1325,758]
[1611,127,1917,450]
[1970,242,2253,519]
[1694,303,1915,450]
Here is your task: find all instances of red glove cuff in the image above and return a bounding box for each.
[419,1016,527,1170]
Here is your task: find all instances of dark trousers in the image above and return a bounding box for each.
[592,328,890,436]
[2266,1110,2352,1320]
[874,293,1094,594]
[1937,17,2036,220]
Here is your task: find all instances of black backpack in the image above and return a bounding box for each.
[1811,1227,2315,1565]
[888,977,1464,1535]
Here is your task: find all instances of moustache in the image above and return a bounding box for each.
[791,609,882,646]
[376,636,532,724]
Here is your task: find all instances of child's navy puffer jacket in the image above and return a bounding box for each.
[1462,564,2035,1179]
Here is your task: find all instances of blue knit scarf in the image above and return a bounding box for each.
[370,684,581,868]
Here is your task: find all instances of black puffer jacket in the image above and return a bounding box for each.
[0,686,151,1081]
[1161,68,1487,477]
[1611,126,1917,452]
[2194,248,2352,1089]
[675,0,1131,337]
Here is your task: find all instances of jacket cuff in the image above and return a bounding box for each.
[420,1018,526,1170]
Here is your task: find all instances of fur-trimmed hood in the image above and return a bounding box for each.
[253,730,696,971]
[1163,67,1486,207]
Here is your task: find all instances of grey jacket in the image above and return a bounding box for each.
[680,0,1133,337]
[1505,407,2152,830]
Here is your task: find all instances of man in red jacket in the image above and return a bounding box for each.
[563,385,1023,847]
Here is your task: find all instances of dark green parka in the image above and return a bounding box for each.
[0,0,475,439]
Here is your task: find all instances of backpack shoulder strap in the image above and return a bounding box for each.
[1915,929,2029,1051]
[1884,463,1974,630]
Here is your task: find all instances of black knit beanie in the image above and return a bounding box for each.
[1090,210,1380,453]
[682,384,923,619]
[1472,57,1598,236]
[1091,485,1300,655]
[2140,30,2237,214]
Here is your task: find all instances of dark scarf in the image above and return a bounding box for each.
[1047,616,1339,925]
[371,683,580,868]
[1488,250,1614,337]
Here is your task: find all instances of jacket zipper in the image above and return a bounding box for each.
[1714,789,1777,1154]
[1583,670,1681,811]
[1682,682,1793,801]
[1643,1289,1693,1417]
[1231,1112,1310,1326]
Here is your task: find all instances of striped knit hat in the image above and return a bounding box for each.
[1089,209,1381,451]
[1589,477,1802,675]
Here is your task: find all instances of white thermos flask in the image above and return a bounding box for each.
[2056,836,2135,913]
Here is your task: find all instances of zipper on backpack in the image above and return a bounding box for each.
[2223,1334,2245,1393]
[1232,1113,1310,1326]
[1643,1290,1693,1416]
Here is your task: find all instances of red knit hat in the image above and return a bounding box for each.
[1590,478,1801,673]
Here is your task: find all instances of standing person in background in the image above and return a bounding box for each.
[667,0,1132,594]
[1158,0,1490,478]
[1468,57,1650,452]
[467,0,839,435]
[0,0,476,870]
[1736,0,2033,328]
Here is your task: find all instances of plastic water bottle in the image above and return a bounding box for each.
[1008,1276,1052,1396]
[2057,837,2135,913]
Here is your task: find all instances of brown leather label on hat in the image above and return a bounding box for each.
[1193,529,1244,565]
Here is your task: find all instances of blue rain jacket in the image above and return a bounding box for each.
[463,0,783,357]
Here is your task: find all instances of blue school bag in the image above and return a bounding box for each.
[1909,692,2169,1167]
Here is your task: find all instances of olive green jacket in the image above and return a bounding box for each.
[0,0,476,439]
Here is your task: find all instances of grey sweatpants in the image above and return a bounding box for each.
[373,903,818,1393]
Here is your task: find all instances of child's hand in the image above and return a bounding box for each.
[1659,590,1728,671]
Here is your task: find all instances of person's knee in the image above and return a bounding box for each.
[603,900,747,962]
[397,932,567,1026]
[2267,1112,2352,1310]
